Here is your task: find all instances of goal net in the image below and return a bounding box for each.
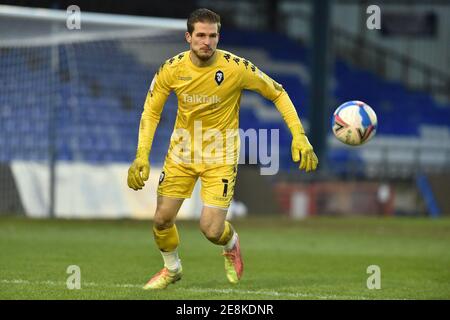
[0,5,198,218]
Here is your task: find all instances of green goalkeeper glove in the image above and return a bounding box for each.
[290,125,319,172]
[127,157,150,191]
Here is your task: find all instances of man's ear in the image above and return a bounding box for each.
[185,31,191,44]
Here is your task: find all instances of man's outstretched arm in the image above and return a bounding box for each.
[128,69,171,190]
[241,62,318,172]
[272,91,318,172]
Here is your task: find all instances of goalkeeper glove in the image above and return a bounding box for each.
[290,125,319,172]
[127,157,150,190]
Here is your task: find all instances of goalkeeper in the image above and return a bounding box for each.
[127,8,318,290]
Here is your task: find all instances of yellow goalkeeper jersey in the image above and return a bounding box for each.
[138,49,302,165]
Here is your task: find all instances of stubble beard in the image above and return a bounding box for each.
[192,47,215,62]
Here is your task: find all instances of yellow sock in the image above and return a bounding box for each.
[215,221,234,246]
[153,224,179,252]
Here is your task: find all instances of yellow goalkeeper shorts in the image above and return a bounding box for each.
[157,158,238,209]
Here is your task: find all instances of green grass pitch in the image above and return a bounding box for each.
[0,216,449,299]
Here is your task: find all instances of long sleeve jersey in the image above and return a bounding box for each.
[137,49,303,165]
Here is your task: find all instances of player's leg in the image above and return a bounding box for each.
[199,205,230,244]
[199,164,243,284]
[199,206,243,284]
[143,195,184,290]
[144,162,197,290]
[153,195,184,270]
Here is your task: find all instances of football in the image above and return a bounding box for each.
[331,100,378,146]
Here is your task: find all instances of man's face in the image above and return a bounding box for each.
[186,22,219,61]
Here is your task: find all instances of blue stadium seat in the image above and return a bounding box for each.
[1,33,449,168]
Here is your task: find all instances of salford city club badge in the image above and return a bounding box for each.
[215,70,224,85]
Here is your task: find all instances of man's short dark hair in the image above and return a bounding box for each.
[187,8,221,34]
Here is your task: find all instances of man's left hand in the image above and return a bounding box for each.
[291,134,319,172]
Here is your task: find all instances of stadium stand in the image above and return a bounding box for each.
[1,30,449,176]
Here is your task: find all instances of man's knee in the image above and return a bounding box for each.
[154,208,176,230]
[153,196,183,230]
[199,219,224,242]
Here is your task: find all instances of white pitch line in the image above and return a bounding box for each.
[0,279,370,300]
[175,287,347,300]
